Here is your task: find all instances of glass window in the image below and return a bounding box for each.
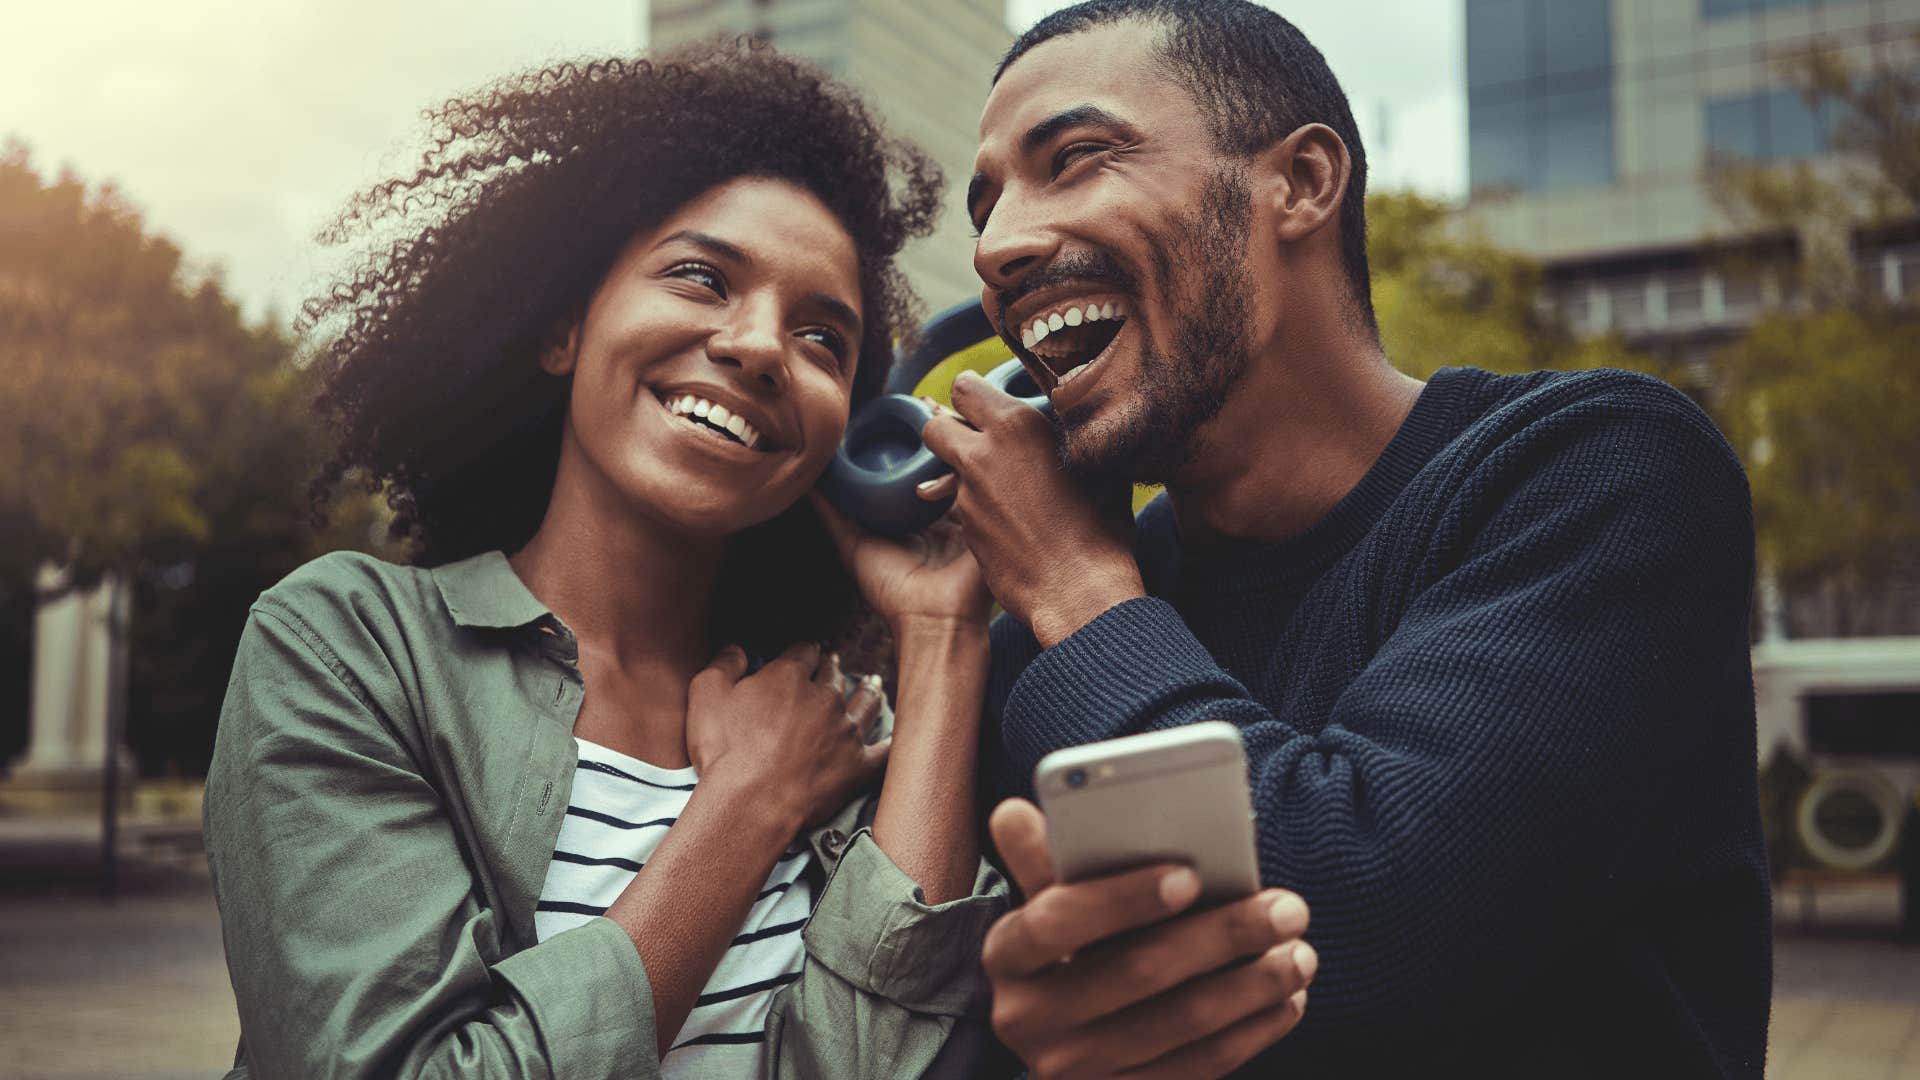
[1666,276,1705,323]
[1539,86,1613,190]
[1722,272,1763,313]
[1467,0,1530,92]
[1538,0,1611,81]
[1470,97,1532,195]
[1609,281,1648,331]
[1560,286,1591,330]
[1706,95,1762,161]
[1766,89,1825,160]
[1703,0,1756,15]
[1898,249,1920,301]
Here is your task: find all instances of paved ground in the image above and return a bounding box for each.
[1,818,1917,1078]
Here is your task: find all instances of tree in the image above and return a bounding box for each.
[0,141,385,775]
[1367,190,1655,381]
[1703,36,1920,630]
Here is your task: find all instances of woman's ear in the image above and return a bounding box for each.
[539,322,582,376]
[1257,123,1351,245]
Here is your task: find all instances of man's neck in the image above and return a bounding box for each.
[1167,336,1424,545]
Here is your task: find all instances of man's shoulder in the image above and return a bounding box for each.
[1448,366,1743,488]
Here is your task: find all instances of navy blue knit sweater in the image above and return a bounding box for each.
[983,367,1771,1077]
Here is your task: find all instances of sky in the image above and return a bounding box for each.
[0,0,1464,323]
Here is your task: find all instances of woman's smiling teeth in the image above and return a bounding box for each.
[664,393,763,450]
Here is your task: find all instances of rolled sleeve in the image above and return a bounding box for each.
[492,917,659,1079]
[802,830,1007,1015]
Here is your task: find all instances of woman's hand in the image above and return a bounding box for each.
[809,491,993,635]
[686,642,889,831]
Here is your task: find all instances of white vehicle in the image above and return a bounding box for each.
[1751,637,1920,881]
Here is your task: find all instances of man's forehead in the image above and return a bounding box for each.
[977,20,1174,149]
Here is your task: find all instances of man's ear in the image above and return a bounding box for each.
[539,321,582,377]
[1256,123,1351,244]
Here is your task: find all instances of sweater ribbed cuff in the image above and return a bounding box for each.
[1002,597,1245,780]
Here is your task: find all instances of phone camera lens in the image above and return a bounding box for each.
[1065,767,1088,789]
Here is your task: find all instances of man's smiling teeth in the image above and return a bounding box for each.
[1021,300,1126,349]
[1056,356,1102,389]
[665,394,761,449]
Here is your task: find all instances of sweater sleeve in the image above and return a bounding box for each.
[996,393,1757,1052]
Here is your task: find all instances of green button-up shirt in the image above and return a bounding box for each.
[204,550,1007,1079]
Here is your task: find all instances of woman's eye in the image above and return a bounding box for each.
[798,327,849,368]
[667,262,727,297]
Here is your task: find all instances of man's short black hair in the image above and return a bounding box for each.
[997,0,1375,336]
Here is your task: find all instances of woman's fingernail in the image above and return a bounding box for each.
[917,478,942,493]
[1159,867,1201,909]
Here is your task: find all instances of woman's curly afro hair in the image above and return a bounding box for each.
[305,38,942,654]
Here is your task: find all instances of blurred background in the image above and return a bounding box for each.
[2,1,1916,1077]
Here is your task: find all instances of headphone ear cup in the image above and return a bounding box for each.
[819,394,952,537]
[985,358,1055,418]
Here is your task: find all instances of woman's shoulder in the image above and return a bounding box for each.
[252,550,442,644]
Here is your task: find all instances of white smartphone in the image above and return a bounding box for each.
[1032,721,1261,904]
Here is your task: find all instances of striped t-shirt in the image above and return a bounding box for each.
[535,737,814,1078]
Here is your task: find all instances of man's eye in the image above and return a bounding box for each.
[1052,142,1109,176]
[667,262,726,297]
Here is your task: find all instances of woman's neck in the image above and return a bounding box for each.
[510,464,724,682]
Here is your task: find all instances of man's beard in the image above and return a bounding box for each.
[1057,167,1256,486]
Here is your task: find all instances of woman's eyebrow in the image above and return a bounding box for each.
[657,230,750,264]
[805,292,860,334]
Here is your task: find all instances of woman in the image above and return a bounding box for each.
[204,40,1004,1079]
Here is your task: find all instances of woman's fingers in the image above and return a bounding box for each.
[916,471,960,502]
[698,643,750,685]
[845,673,884,739]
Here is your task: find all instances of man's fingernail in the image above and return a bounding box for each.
[917,478,942,493]
[1159,868,1200,909]
[956,369,982,382]
[1270,893,1306,931]
[1292,941,1318,982]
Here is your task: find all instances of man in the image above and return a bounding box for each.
[918,1,1772,1075]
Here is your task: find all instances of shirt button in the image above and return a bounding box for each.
[820,829,848,857]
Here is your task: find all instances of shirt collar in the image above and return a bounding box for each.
[430,551,553,630]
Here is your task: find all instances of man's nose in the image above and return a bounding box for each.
[972,186,1058,297]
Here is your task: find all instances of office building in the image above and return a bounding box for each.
[651,0,1012,308]
[1463,0,1920,636]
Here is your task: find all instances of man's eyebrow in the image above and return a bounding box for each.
[1021,104,1130,157]
[657,230,749,264]
[968,104,1132,226]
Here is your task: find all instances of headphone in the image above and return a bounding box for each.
[820,299,1050,536]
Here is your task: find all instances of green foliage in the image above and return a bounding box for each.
[1715,308,1920,592]
[1367,190,1658,381]
[0,141,387,773]
[1702,39,1920,600]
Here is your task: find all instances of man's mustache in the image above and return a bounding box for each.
[993,249,1138,337]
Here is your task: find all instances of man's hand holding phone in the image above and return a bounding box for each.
[983,798,1316,1080]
